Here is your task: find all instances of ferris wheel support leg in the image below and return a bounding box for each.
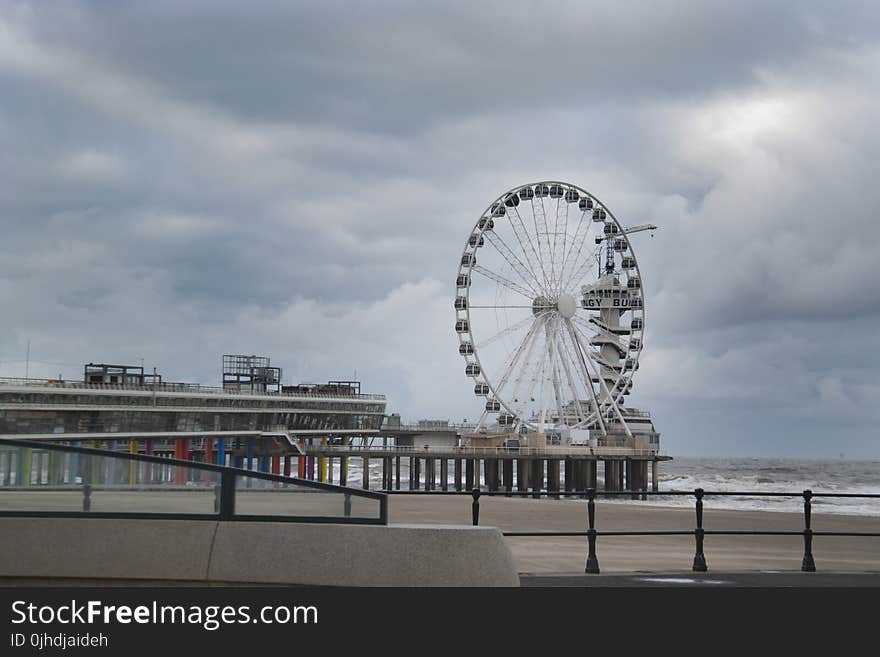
[562,321,607,436]
[568,320,634,441]
[557,326,589,426]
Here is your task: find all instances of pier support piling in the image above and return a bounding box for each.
[516,459,529,492]
[587,460,598,490]
[604,461,617,492]
[502,459,513,494]
[547,459,560,496]
[488,459,501,492]
[427,457,436,491]
[531,459,543,497]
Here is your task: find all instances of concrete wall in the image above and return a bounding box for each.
[0,519,519,587]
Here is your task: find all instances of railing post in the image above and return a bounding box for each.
[802,489,816,572]
[378,494,388,525]
[82,483,92,512]
[218,470,236,521]
[585,488,600,574]
[692,487,708,572]
[471,488,481,526]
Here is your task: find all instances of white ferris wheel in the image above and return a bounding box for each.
[455,181,656,438]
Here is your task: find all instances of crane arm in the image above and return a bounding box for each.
[595,223,658,243]
[621,223,658,235]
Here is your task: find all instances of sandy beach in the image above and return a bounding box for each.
[388,494,880,574]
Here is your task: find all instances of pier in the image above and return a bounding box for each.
[0,431,668,498]
[299,443,667,498]
[0,366,669,498]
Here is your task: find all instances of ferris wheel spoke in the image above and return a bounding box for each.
[510,326,551,428]
[481,230,543,296]
[546,197,560,291]
[507,205,550,294]
[471,265,534,299]
[474,315,533,350]
[533,318,555,427]
[558,326,592,405]
[551,196,568,293]
[560,320,607,435]
[503,315,549,418]
[563,243,603,291]
[556,322,590,426]
[546,316,567,427]
[560,207,590,286]
[490,316,545,417]
[535,328,551,428]
[469,305,533,309]
[530,197,556,293]
[557,206,568,294]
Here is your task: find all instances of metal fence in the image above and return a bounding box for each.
[0,438,387,524]
[386,488,880,573]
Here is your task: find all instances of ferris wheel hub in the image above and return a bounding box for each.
[532,296,550,316]
[556,293,577,319]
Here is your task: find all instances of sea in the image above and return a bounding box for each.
[620,456,880,517]
[343,455,880,517]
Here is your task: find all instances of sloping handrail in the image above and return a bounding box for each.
[0,438,387,524]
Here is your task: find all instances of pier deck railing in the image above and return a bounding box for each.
[312,444,660,457]
[0,377,386,401]
[386,488,880,574]
[0,438,387,524]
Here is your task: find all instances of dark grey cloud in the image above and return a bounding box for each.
[1,1,879,456]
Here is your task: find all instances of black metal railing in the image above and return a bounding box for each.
[385,488,880,573]
[0,438,387,524]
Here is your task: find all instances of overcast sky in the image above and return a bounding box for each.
[1,1,879,457]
